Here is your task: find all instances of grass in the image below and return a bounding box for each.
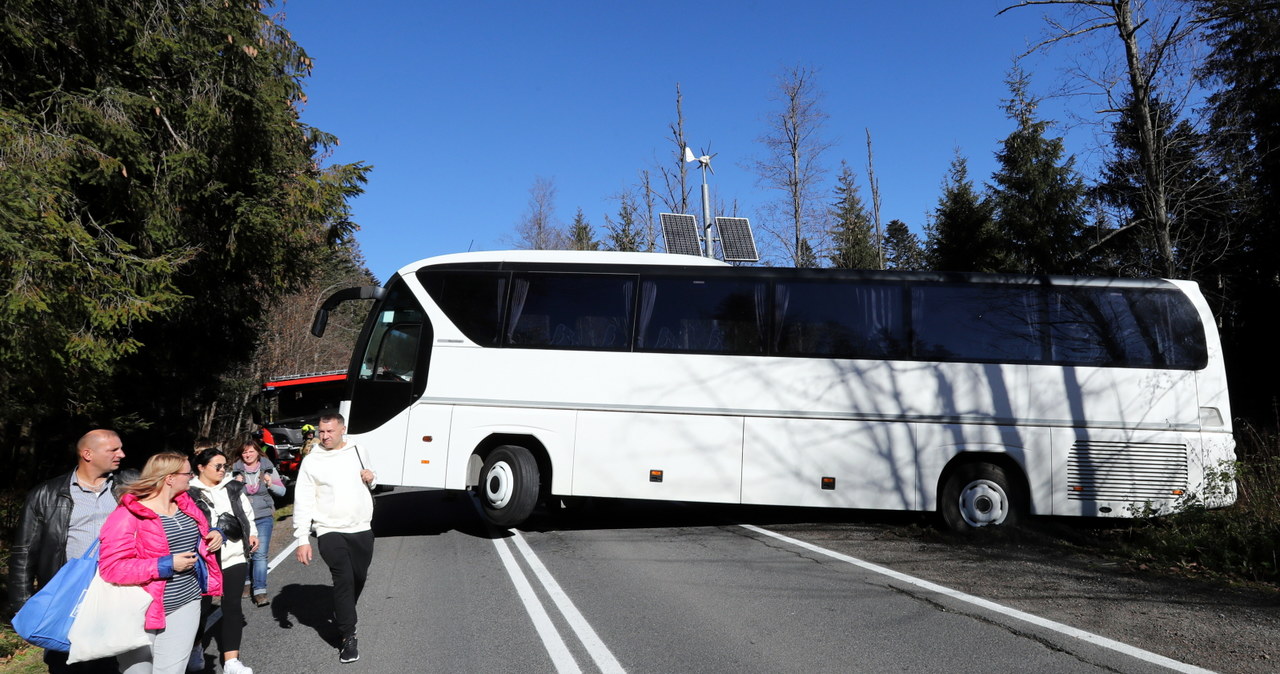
[1090,423,1280,586]
[0,627,42,674]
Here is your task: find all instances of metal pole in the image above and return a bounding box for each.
[701,170,713,258]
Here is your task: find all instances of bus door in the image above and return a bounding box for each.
[347,279,432,485]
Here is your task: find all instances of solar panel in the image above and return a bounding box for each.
[660,213,703,256]
[715,217,759,262]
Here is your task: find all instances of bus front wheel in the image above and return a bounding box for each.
[941,463,1021,532]
[478,445,539,527]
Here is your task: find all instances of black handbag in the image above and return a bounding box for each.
[217,511,245,542]
[195,491,246,542]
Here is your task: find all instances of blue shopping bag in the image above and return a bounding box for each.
[11,540,99,652]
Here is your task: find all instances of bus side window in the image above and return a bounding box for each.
[418,270,508,346]
[1048,287,1207,369]
[636,278,766,355]
[774,281,906,359]
[504,273,635,350]
[912,284,1043,363]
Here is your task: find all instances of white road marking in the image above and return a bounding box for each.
[268,538,300,572]
[740,524,1217,674]
[510,531,626,674]
[493,536,583,674]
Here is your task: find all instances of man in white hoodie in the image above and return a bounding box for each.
[293,413,376,664]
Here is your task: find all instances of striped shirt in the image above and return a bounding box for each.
[159,511,201,613]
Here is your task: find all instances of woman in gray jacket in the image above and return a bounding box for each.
[231,436,285,607]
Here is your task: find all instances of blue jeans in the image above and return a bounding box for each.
[250,515,273,593]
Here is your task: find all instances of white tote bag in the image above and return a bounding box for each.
[66,570,152,663]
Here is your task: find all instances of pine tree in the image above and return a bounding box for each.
[883,220,925,271]
[925,154,998,272]
[605,191,642,252]
[1094,95,1226,277]
[569,208,600,251]
[988,68,1088,274]
[796,237,819,268]
[1195,0,1280,422]
[0,0,369,469]
[827,162,879,269]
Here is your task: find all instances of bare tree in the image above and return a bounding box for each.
[654,83,693,214]
[865,128,885,270]
[999,0,1215,276]
[638,169,658,251]
[208,245,375,440]
[514,176,567,250]
[751,66,835,267]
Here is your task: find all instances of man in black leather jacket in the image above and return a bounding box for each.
[7,429,135,673]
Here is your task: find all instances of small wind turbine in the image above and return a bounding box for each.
[684,145,717,256]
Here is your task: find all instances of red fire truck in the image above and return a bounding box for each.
[258,370,347,480]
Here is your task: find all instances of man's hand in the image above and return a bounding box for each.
[360,469,374,485]
[296,543,312,566]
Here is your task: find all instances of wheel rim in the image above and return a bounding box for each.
[957,478,1008,527]
[484,460,514,509]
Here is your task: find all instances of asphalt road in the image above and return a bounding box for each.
[206,489,1237,674]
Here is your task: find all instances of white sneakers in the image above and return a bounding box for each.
[223,658,254,674]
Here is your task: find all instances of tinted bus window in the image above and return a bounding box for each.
[774,281,907,359]
[912,285,1043,363]
[419,270,508,346]
[637,278,766,354]
[1047,287,1207,369]
[505,273,635,350]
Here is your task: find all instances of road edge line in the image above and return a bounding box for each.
[739,524,1216,674]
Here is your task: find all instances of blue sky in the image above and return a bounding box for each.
[280,1,1097,281]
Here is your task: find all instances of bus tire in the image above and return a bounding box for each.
[478,445,540,527]
[941,462,1021,533]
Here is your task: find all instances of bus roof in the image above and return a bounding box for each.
[397,249,729,276]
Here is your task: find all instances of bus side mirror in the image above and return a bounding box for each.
[311,285,387,338]
[310,310,329,338]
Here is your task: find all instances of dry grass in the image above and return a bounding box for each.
[1108,423,1280,584]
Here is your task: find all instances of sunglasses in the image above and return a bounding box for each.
[209,463,228,471]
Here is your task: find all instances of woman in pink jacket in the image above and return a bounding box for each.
[99,451,224,674]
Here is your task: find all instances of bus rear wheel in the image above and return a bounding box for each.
[478,445,540,527]
[941,463,1021,533]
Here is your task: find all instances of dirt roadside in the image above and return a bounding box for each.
[762,518,1279,674]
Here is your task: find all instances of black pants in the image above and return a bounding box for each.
[317,530,374,639]
[203,562,248,654]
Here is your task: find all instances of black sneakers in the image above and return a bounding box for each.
[339,636,359,663]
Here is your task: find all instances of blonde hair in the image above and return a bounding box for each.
[125,451,190,499]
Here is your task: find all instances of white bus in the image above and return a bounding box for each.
[311,250,1236,530]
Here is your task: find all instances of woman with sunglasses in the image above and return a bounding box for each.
[189,448,258,674]
[99,451,224,674]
